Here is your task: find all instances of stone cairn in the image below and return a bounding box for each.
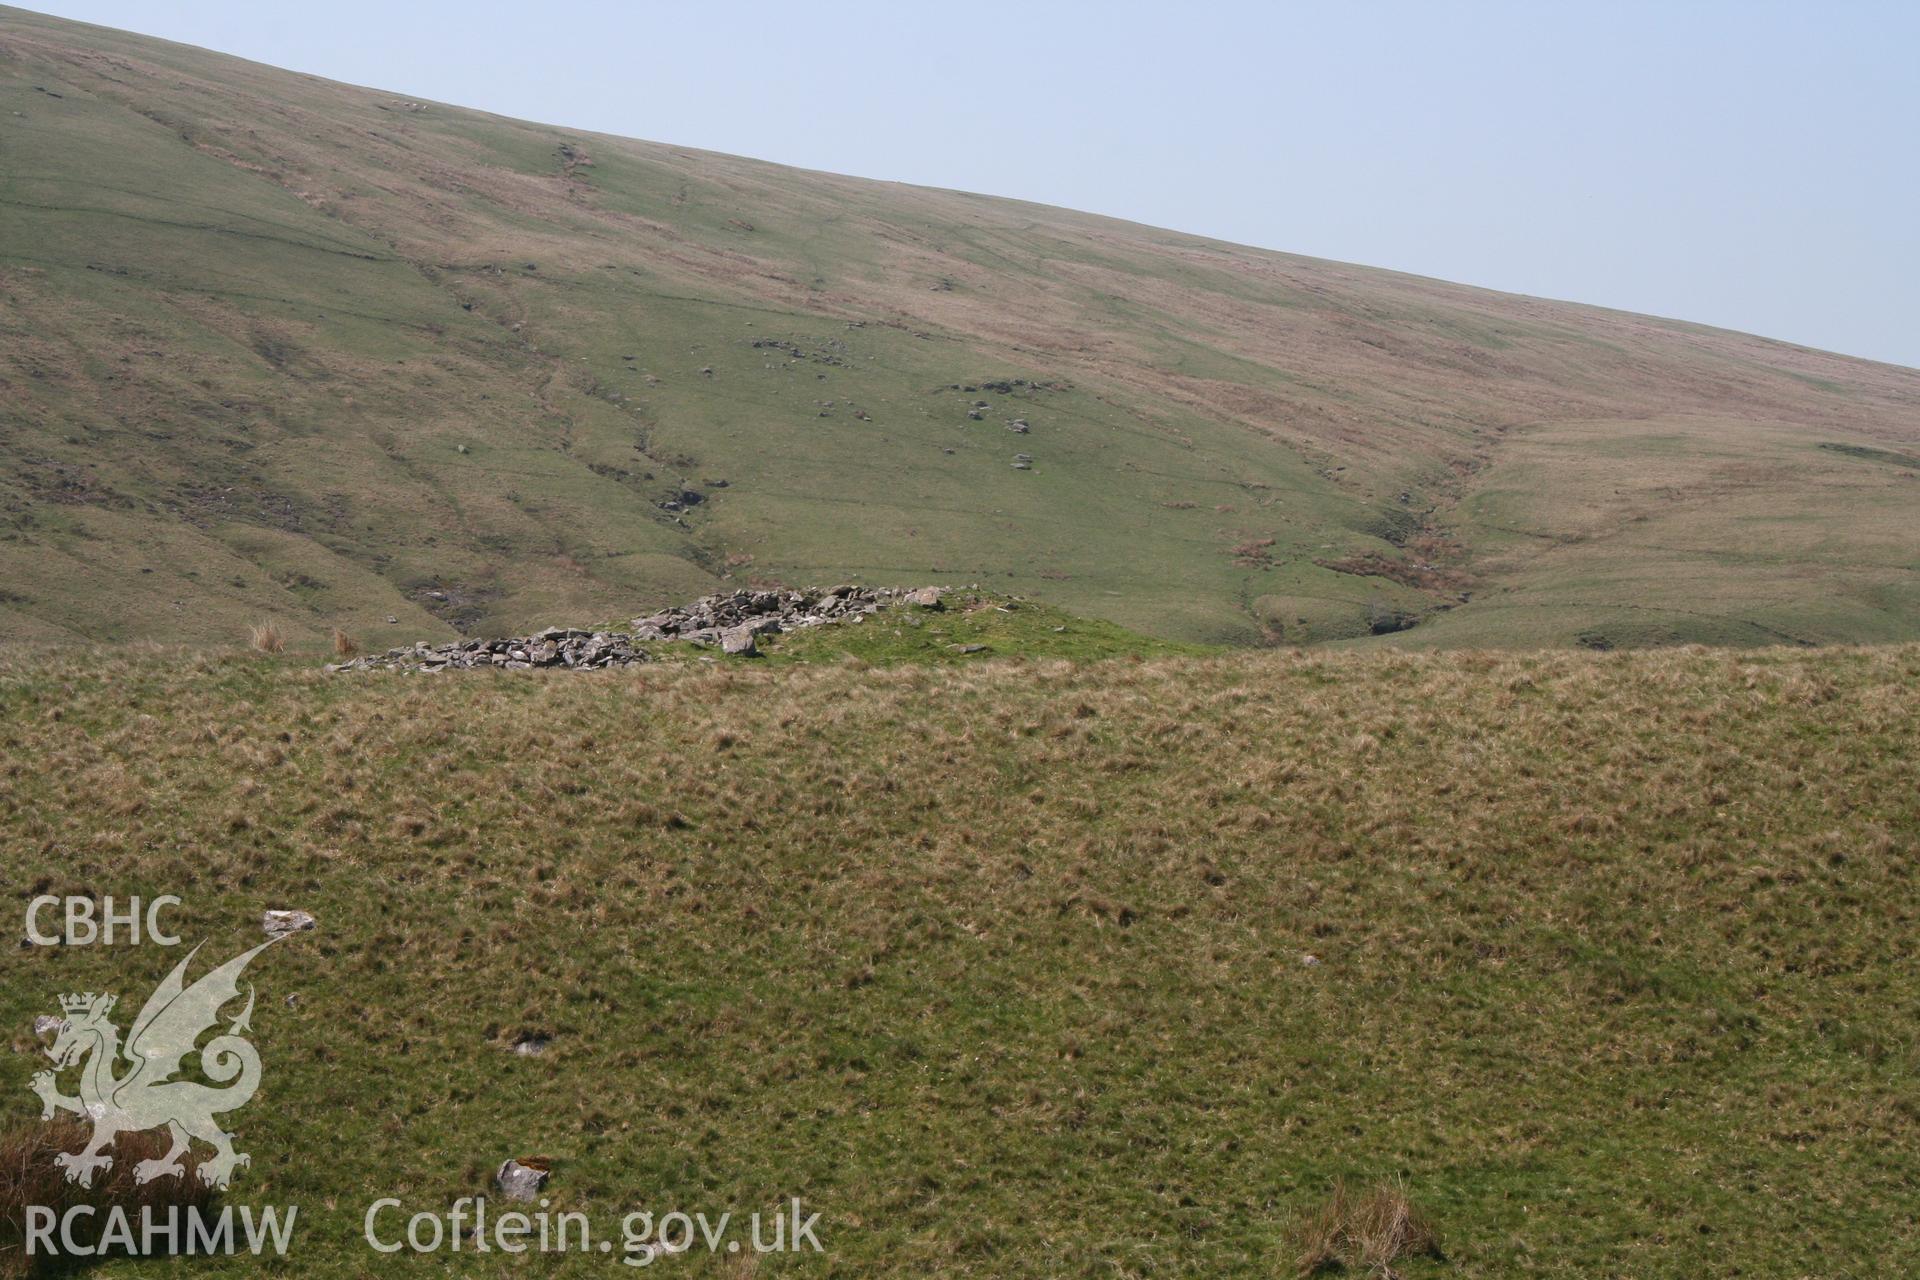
[329,585,945,673]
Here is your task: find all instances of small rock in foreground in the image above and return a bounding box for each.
[263,909,317,938]
[496,1158,551,1202]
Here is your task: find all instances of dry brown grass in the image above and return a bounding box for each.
[247,621,285,655]
[1230,536,1278,568]
[329,628,358,659]
[0,1119,215,1276]
[1351,1179,1442,1276]
[1289,1178,1442,1278]
[1290,1182,1355,1276]
[1318,551,1472,595]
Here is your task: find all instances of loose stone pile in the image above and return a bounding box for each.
[329,585,947,673]
[631,584,940,646]
[329,626,646,673]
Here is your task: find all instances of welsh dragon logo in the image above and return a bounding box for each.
[30,937,281,1189]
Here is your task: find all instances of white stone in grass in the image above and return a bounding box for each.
[263,909,316,938]
[496,1158,550,1202]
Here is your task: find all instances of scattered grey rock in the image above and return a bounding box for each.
[952,643,989,654]
[511,1032,551,1057]
[1302,953,1322,967]
[333,585,967,674]
[34,1014,64,1037]
[262,909,316,938]
[496,1158,551,1202]
[629,585,941,644]
[331,629,646,675]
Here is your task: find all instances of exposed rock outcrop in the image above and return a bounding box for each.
[329,627,645,673]
[496,1158,551,1202]
[262,909,316,938]
[329,586,952,673]
[629,585,934,645]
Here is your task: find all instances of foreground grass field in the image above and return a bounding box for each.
[3,644,1918,1276]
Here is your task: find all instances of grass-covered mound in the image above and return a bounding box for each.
[648,591,1217,666]
[2,644,1917,1276]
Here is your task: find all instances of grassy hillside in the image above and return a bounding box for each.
[3,643,1918,1275]
[629,592,1217,667]
[2,6,1917,650]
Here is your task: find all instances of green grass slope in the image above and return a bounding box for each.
[1,5,1918,651]
[626,592,1216,667]
[4,644,1918,1275]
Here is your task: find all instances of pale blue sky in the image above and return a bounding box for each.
[23,1,1920,368]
